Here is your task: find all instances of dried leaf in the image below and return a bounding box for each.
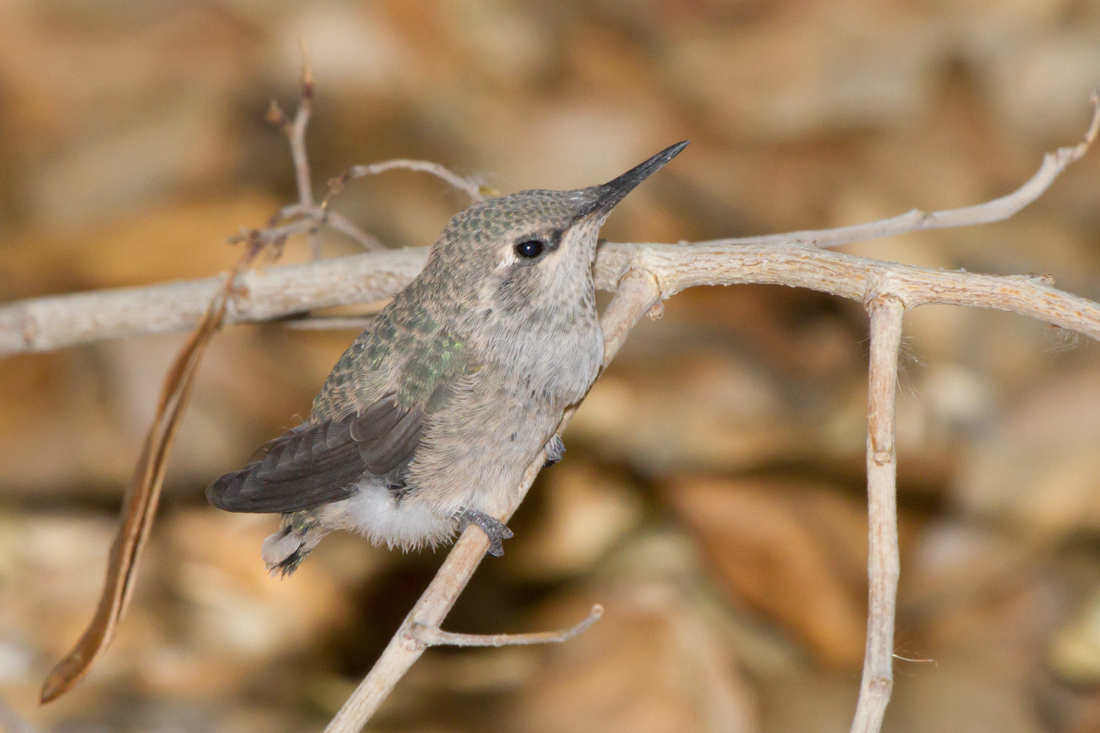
[40,260,245,703]
[667,477,868,668]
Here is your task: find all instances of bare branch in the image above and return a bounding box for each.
[269,40,322,259]
[5,241,1100,358]
[9,92,1098,358]
[271,203,385,251]
[328,159,486,204]
[323,271,661,733]
[324,210,385,251]
[0,248,428,357]
[229,216,315,249]
[851,297,904,733]
[406,604,603,649]
[696,88,1100,250]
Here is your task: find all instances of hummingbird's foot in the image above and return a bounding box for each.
[456,509,513,557]
[544,435,565,467]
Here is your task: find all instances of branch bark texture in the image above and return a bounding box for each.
[4,241,1099,359]
[851,297,904,733]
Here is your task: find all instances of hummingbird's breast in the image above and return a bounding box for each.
[405,297,602,518]
[469,272,603,407]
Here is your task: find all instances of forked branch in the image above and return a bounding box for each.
[321,97,1100,733]
[268,39,322,259]
[260,41,388,255]
[5,241,1100,358]
[4,89,1099,357]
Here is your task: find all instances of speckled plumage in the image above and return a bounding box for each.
[207,142,688,574]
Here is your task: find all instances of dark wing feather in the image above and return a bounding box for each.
[358,404,424,474]
[206,394,425,514]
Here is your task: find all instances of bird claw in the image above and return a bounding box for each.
[544,435,565,467]
[457,509,513,557]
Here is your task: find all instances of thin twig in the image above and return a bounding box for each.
[327,159,486,205]
[708,87,1100,250]
[850,296,904,733]
[230,216,315,248]
[325,210,385,251]
[266,204,384,251]
[323,271,661,733]
[406,604,603,649]
[269,40,322,259]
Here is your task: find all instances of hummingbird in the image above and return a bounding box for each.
[206,141,688,575]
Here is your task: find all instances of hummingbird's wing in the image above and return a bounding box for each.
[207,308,481,516]
[205,392,429,514]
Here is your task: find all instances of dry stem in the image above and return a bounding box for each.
[271,203,384,252]
[39,244,266,703]
[720,88,1099,250]
[408,604,604,649]
[268,39,321,259]
[5,241,1100,358]
[851,297,904,733]
[327,159,486,204]
[260,41,389,256]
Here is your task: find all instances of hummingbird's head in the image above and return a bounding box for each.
[425,141,689,316]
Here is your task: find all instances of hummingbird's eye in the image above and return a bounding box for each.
[514,240,545,259]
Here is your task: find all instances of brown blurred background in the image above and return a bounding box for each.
[2,1,1100,731]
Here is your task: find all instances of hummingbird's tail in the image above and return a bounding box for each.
[260,510,327,577]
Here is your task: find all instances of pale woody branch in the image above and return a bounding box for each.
[406,604,604,649]
[4,240,1099,358]
[851,296,904,733]
[273,203,384,252]
[268,39,322,259]
[4,91,1099,358]
[327,159,487,204]
[720,88,1100,249]
[0,248,427,357]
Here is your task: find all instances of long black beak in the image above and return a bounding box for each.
[578,140,690,219]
